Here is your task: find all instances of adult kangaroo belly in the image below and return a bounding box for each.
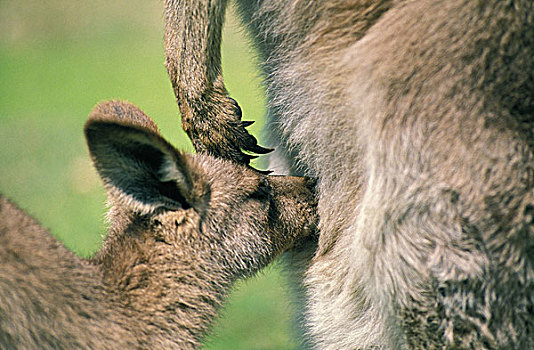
[240,0,534,348]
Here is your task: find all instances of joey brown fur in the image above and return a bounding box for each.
[0,100,317,349]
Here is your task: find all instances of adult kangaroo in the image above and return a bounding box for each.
[164,0,534,348]
[0,100,317,349]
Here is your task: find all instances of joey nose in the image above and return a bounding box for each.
[268,175,318,238]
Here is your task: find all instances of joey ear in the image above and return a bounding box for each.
[84,119,203,214]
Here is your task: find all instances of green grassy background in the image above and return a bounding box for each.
[0,1,297,348]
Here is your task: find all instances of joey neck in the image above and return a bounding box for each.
[94,221,234,347]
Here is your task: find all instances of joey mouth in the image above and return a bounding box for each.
[302,209,319,239]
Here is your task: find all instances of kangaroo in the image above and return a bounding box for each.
[0,100,317,349]
[163,0,534,349]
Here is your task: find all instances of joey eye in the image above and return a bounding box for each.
[249,178,270,200]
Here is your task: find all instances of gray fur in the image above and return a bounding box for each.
[0,100,317,349]
[164,0,534,348]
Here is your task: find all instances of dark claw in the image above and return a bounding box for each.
[242,120,255,127]
[243,153,259,161]
[247,145,274,155]
[257,169,273,175]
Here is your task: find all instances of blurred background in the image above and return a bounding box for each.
[0,1,298,348]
